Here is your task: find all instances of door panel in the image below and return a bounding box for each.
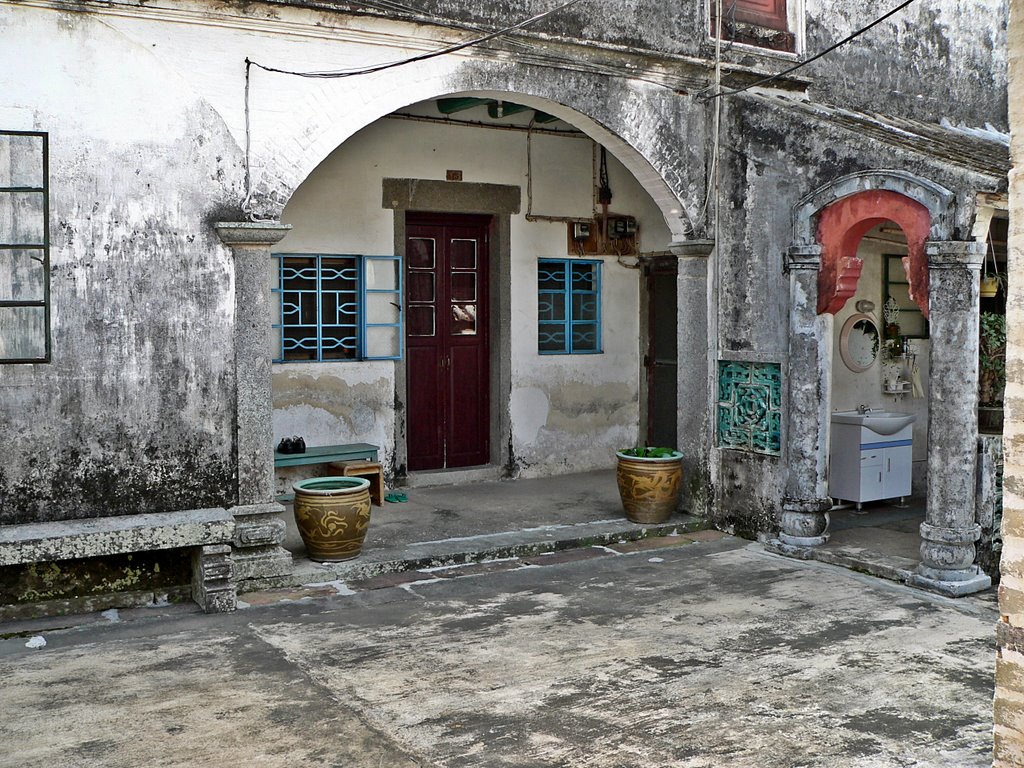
[406,345,444,470]
[406,215,490,471]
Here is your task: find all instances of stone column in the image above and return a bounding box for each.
[775,245,832,550]
[908,240,990,596]
[671,239,714,516]
[215,221,294,590]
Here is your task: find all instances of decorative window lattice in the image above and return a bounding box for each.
[717,361,782,455]
[537,258,601,354]
[272,253,402,363]
[1,131,49,363]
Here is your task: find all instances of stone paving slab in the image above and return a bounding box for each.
[0,536,999,768]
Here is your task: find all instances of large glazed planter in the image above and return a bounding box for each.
[292,476,372,562]
[615,450,684,524]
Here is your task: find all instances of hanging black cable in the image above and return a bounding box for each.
[248,0,586,79]
[702,0,919,101]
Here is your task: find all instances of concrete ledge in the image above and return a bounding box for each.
[291,516,710,586]
[0,509,235,566]
[765,537,993,597]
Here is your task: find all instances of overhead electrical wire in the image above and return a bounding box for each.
[242,0,588,217]
[248,0,586,79]
[241,0,920,221]
[703,0,920,100]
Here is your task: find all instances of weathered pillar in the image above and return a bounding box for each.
[908,240,990,596]
[215,221,294,590]
[671,238,714,516]
[775,244,832,549]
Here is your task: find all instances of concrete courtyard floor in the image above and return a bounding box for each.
[0,534,999,768]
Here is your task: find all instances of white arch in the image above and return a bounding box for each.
[246,62,701,240]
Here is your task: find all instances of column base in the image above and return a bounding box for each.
[778,532,829,547]
[906,565,992,597]
[779,497,831,548]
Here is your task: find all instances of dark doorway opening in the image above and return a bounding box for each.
[645,258,678,449]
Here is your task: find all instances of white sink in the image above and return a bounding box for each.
[832,410,916,435]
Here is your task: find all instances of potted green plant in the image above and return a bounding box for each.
[979,311,1006,433]
[615,446,683,524]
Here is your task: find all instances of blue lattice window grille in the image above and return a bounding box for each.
[717,361,782,455]
[538,259,602,354]
[273,254,402,362]
[1,131,50,364]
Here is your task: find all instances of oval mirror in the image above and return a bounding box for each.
[839,313,879,373]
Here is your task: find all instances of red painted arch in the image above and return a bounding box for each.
[816,190,931,317]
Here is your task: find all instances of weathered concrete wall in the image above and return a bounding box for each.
[274,110,671,479]
[994,0,1024,761]
[805,0,1008,127]
[269,0,1007,127]
[0,6,244,524]
[0,0,1006,543]
[714,94,1002,532]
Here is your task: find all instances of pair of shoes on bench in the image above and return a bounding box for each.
[384,491,408,503]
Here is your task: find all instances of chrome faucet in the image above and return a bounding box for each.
[856,404,871,415]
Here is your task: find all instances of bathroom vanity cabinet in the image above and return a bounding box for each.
[829,415,914,504]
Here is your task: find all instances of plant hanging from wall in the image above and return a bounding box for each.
[881,297,903,360]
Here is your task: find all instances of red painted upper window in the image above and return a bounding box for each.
[711,0,795,52]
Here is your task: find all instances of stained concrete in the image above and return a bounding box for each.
[0,534,998,767]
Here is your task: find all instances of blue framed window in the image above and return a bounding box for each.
[272,253,402,362]
[538,259,602,354]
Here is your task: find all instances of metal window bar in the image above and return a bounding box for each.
[273,253,403,363]
[0,130,50,364]
[538,259,602,355]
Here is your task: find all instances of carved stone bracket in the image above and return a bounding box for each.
[191,543,237,614]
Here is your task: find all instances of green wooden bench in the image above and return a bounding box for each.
[273,443,379,467]
[274,443,380,501]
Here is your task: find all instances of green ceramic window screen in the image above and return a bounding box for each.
[884,254,928,339]
[0,131,50,364]
[717,361,782,455]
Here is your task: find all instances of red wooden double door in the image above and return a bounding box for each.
[405,213,491,471]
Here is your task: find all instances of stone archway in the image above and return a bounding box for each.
[816,190,931,317]
[218,68,714,583]
[775,170,991,596]
[243,60,705,241]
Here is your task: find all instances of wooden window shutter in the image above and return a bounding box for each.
[729,0,788,31]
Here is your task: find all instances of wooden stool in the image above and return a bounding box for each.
[328,460,385,506]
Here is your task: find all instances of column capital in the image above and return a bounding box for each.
[668,238,715,258]
[926,240,985,270]
[215,221,292,248]
[785,244,822,272]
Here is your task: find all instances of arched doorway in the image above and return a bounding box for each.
[774,171,992,596]
[264,91,710,498]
